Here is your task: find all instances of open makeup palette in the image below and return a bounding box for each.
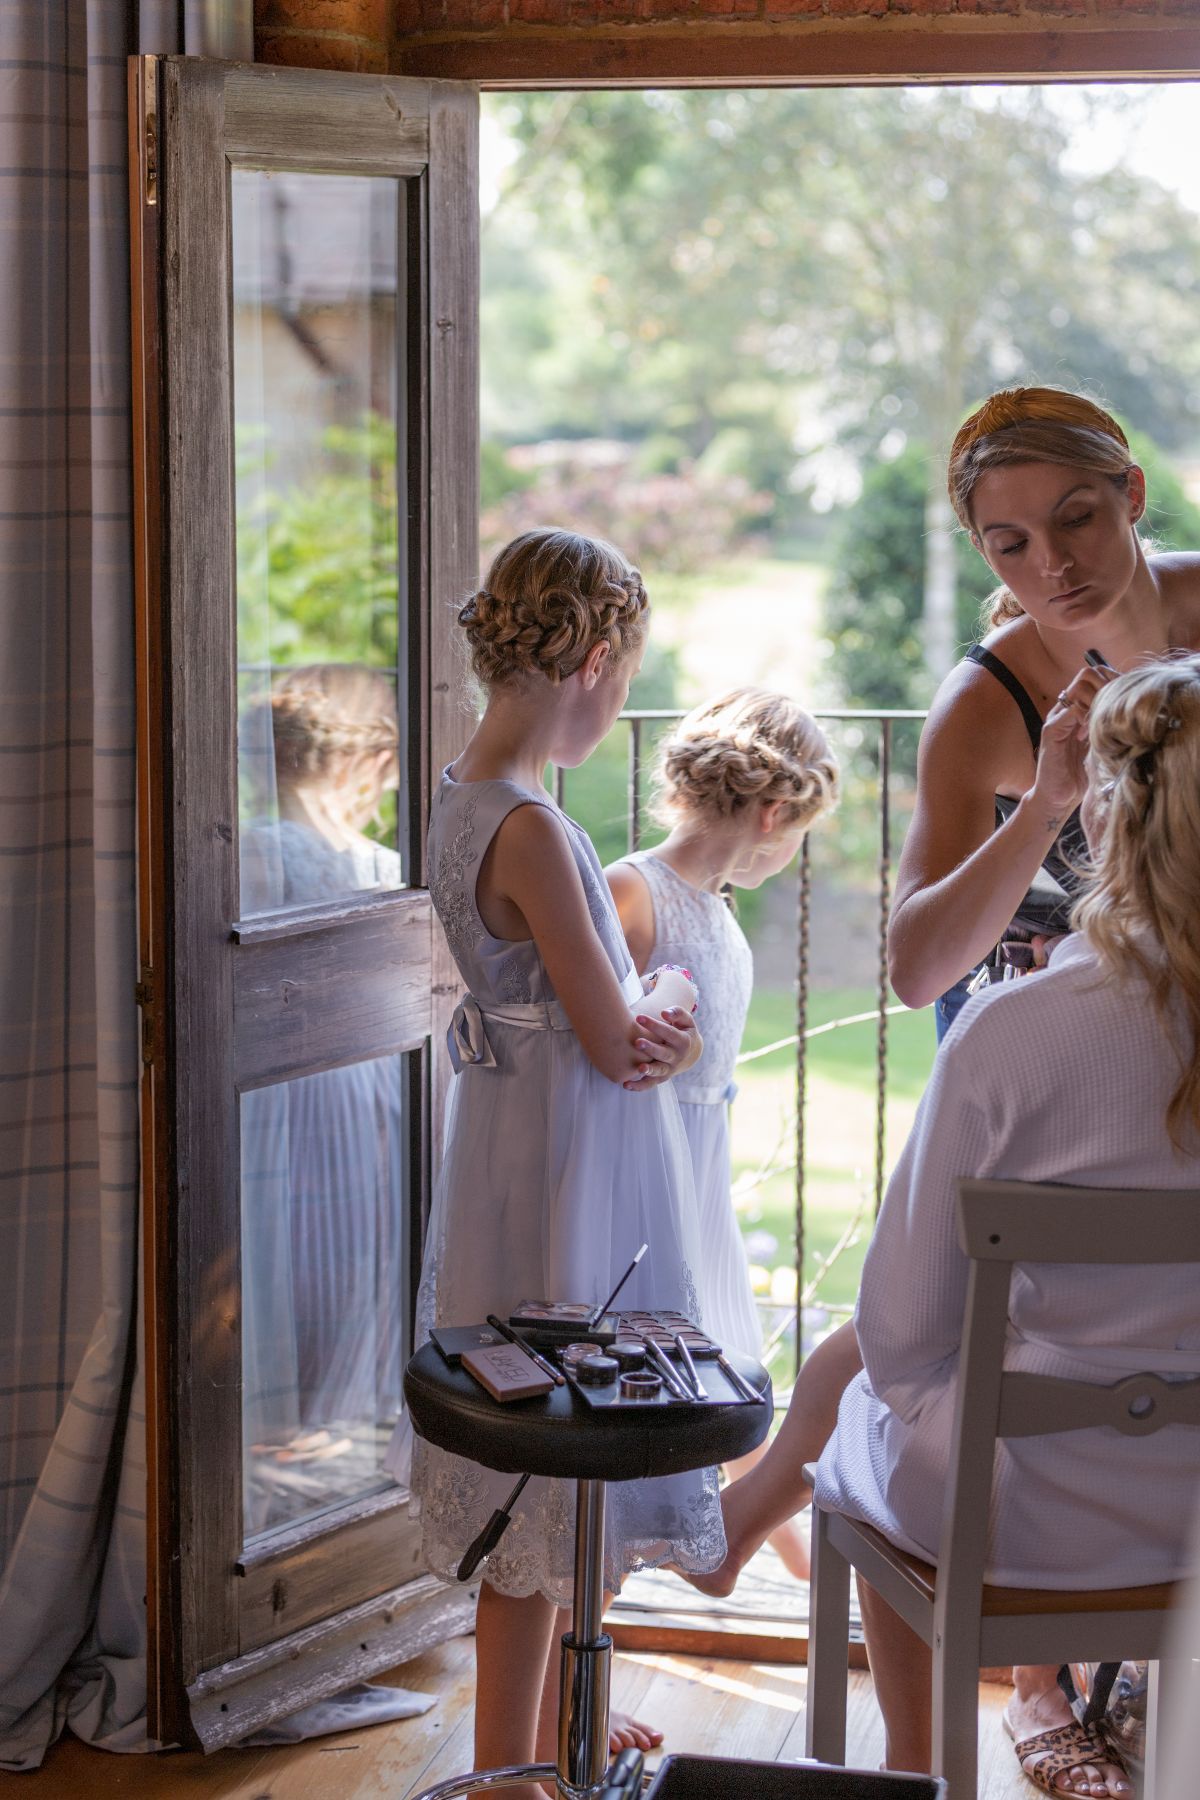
[525,1308,762,1411]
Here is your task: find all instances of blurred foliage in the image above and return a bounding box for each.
[480,442,771,575]
[484,88,1200,651]
[825,445,995,716]
[1129,429,1200,550]
[484,88,1200,478]
[236,415,399,667]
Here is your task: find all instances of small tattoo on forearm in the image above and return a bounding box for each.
[1045,815,1063,833]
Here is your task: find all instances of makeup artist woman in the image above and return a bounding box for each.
[887,385,1200,1036]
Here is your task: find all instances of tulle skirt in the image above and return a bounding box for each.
[679,1099,762,1362]
[387,1018,726,1604]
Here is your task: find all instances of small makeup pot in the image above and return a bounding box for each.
[612,1340,645,1374]
[560,1342,598,1369]
[619,1371,662,1401]
[577,1353,619,1387]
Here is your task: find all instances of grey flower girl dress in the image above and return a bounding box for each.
[393,769,725,1602]
[615,850,762,1359]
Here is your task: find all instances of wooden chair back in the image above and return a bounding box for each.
[935,1179,1200,1649]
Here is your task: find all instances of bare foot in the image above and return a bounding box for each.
[678,1467,813,1599]
[608,1710,663,1753]
[1004,1688,1132,1797]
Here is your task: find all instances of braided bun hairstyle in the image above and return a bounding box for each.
[947,386,1137,630]
[1074,654,1200,1148]
[459,528,649,689]
[653,688,839,833]
[242,664,399,802]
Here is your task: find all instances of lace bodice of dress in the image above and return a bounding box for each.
[619,850,753,1101]
[429,767,636,1007]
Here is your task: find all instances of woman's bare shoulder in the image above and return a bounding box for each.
[917,633,1039,797]
[923,635,1030,741]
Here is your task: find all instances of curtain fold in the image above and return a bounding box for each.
[0,0,248,1771]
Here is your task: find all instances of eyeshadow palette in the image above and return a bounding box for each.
[616,1310,721,1358]
[508,1301,620,1347]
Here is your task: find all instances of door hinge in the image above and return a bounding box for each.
[135,965,155,1067]
[142,55,158,208]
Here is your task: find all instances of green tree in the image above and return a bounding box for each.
[827,446,994,714]
[236,415,399,667]
[484,90,1200,674]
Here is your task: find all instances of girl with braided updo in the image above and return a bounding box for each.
[607,689,838,1583]
[888,384,1200,1041]
[240,663,403,910]
[395,528,720,1791]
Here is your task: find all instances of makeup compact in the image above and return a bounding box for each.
[619,1371,662,1401]
[576,1353,619,1387]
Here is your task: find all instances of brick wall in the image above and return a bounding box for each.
[254,0,1200,78]
[255,0,393,71]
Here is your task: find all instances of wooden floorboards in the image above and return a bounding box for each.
[11,1633,1031,1799]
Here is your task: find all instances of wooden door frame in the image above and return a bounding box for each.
[388,22,1200,87]
[130,55,478,1747]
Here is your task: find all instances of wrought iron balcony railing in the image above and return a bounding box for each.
[557,706,928,1375]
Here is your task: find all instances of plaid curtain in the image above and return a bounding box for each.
[0,1,250,1770]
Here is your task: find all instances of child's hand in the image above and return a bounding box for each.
[623,1008,704,1092]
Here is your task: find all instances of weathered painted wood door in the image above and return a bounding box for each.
[129,53,476,1747]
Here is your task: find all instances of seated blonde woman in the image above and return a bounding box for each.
[688,654,1200,1799]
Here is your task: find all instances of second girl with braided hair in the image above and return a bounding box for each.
[607,687,839,1581]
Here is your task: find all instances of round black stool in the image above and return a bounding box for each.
[403,1340,772,1800]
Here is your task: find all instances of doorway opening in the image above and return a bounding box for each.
[479,79,1200,1644]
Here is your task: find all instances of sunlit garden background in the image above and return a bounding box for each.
[479,84,1200,1382]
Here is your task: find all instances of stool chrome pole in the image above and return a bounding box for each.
[558,1477,612,1798]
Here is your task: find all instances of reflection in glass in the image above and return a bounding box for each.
[241,1054,408,1538]
[232,169,406,914]
[239,664,402,912]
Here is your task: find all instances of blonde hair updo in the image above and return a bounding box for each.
[459,528,649,689]
[653,688,839,833]
[241,663,400,806]
[947,386,1137,630]
[1074,654,1200,1149]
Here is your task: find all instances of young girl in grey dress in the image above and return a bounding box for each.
[608,688,838,1582]
[395,529,724,1790]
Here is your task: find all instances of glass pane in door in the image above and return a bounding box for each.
[232,170,408,917]
[240,1052,411,1539]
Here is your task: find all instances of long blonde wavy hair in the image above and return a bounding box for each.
[459,528,649,688]
[1075,654,1200,1149]
[947,386,1138,631]
[652,687,839,833]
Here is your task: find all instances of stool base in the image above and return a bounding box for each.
[406,1763,557,1799]
[410,1760,628,1799]
[408,1475,614,1800]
